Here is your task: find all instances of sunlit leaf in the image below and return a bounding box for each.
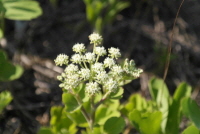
[3,0,42,20]
[182,125,200,134]
[0,91,12,114]
[62,93,81,113]
[129,109,162,134]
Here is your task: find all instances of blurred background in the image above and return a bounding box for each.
[0,0,200,133]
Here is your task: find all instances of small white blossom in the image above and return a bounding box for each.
[111,65,124,75]
[57,75,63,81]
[89,33,103,45]
[84,52,96,63]
[104,79,118,91]
[59,74,80,90]
[104,57,116,68]
[79,68,91,80]
[95,71,108,83]
[85,82,100,95]
[123,59,143,79]
[94,46,107,56]
[65,64,79,74]
[132,69,143,78]
[71,54,82,64]
[92,62,104,72]
[108,47,121,59]
[54,54,69,66]
[66,74,80,89]
[72,43,86,53]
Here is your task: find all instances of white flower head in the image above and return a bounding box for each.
[65,64,79,74]
[54,54,69,66]
[89,33,103,45]
[111,65,124,75]
[132,69,143,78]
[108,47,121,59]
[57,75,63,81]
[79,68,91,80]
[84,52,96,63]
[104,79,118,91]
[66,74,80,89]
[72,43,86,53]
[92,62,104,72]
[94,46,107,56]
[71,54,83,64]
[85,82,100,95]
[123,59,143,78]
[104,57,116,68]
[95,71,108,83]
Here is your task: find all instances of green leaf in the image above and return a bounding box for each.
[62,93,81,113]
[50,106,77,134]
[37,127,53,134]
[0,50,23,81]
[148,77,169,103]
[0,91,12,114]
[0,50,7,63]
[182,125,200,134]
[95,101,120,125]
[3,0,42,20]
[103,117,126,134]
[0,62,23,81]
[173,82,191,101]
[66,108,88,127]
[78,84,89,103]
[0,28,3,38]
[182,97,200,129]
[109,87,124,100]
[120,94,149,117]
[129,109,162,134]
[165,83,192,134]
[148,77,170,131]
[85,124,103,134]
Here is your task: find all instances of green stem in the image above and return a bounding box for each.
[0,11,5,38]
[74,94,92,129]
[90,96,96,131]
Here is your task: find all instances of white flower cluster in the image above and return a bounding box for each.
[55,33,143,96]
[89,32,103,45]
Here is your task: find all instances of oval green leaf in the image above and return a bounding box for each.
[4,0,42,20]
[103,117,125,134]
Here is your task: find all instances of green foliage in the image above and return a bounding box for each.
[38,106,77,134]
[165,83,192,134]
[95,100,120,125]
[182,97,200,129]
[0,50,23,81]
[0,0,42,38]
[182,125,200,134]
[129,110,162,134]
[0,91,12,114]
[121,77,200,134]
[83,0,130,33]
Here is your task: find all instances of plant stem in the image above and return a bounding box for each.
[90,96,96,131]
[74,94,92,129]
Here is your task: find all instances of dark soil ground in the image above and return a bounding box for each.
[0,0,200,133]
